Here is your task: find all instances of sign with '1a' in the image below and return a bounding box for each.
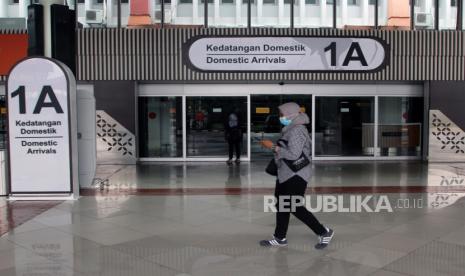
[7,57,79,196]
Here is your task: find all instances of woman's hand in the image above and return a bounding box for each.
[260,139,274,149]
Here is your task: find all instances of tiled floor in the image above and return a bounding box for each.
[0,193,464,275]
[0,161,465,275]
[91,161,463,190]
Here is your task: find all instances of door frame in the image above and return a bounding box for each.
[137,83,424,162]
[138,85,251,161]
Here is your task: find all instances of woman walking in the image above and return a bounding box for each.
[259,102,334,250]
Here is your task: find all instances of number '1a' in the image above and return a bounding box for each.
[11,86,26,114]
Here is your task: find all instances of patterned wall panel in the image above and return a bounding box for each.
[96,110,136,164]
[427,163,465,209]
[76,28,465,82]
[429,110,465,162]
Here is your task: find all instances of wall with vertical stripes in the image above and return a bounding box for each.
[2,28,465,82]
[76,28,465,82]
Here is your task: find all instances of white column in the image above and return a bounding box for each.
[149,0,155,21]
[422,0,431,12]
[442,0,451,29]
[18,0,27,18]
[320,0,326,26]
[278,0,284,25]
[0,0,8,17]
[381,0,388,25]
[214,0,220,25]
[235,0,241,25]
[362,0,369,25]
[341,0,347,27]
[257,0,262,25]
[171,0,177,24]
[192,0,198,24]
[39,0,63,58]
[299,0,304,26]
[85,0,92,11]
[106,0,113,26]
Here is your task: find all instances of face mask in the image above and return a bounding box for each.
[279,116,292,126]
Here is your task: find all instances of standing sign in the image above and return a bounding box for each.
[7,57,78,197]
[185,36,388,72]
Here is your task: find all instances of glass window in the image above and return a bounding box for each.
[138,97,183,158]
[296,0,332,28]
[77,0,117,27]
[348,0,358,5]
[209,0,245,27]
[414,0,435,29]
[439,0,457,29]
[186,97,248,158]
[315,97,375,157]
[377,97,423,157]
[377,0,410,30]
[0,0,31,30]
[250,0,288,27]
[339,0,375,28]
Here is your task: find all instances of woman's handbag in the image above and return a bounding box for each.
[283,153,310,172]
[265,158,278,176]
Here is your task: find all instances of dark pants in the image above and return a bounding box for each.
[228,140,241,160]
[274,175,326,240]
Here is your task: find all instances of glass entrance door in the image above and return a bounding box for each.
[186,96,248,158]
[138,97,183,158]
[251,95,312,159]
[314,97,375,157]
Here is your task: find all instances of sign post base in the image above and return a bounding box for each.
[8,194,78,201]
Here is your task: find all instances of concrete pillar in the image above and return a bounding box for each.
[278,0,284,25]
[193,0,198,24]
[422,0,432,13]
[299,0,304,26]
[257,0,262,25]
[235,0,241,26]
[320,0,326,26]
[106,0,113,26]
[84,0,92,11]
[362,0,369,25]
[341,0,348,27]
[441,0,451,29]
[214,0,219,25]
[171,0,177,24]
[18,0,27,18]
[39,0,63,58]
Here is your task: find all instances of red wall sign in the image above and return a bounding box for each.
[0,34,28,76]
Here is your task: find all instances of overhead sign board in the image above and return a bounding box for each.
[185,36,388,72]
[7,57,78,196]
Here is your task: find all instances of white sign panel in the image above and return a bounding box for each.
[185,36,388,72]
[7,57,76,194]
